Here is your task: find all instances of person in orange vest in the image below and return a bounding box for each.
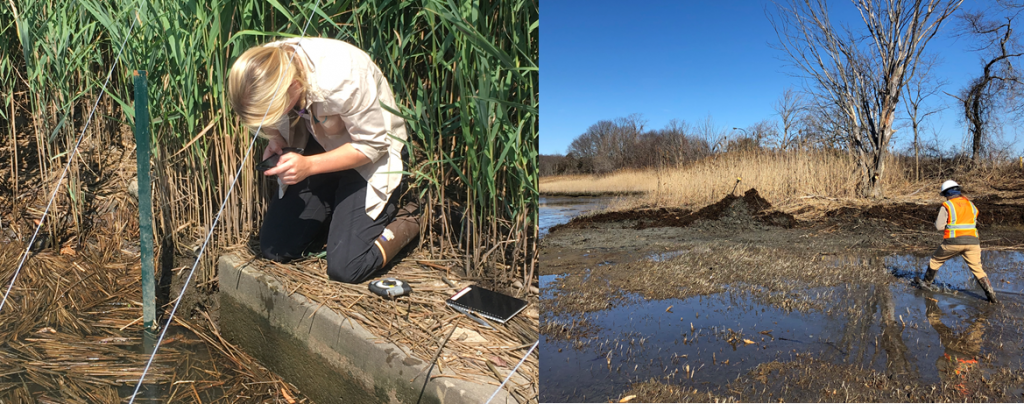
[917,180,998,303]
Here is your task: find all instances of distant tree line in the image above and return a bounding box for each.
[544,0,1024,191]
[541,103,862,176]
[541,92,1019,178]
[542,114,707,175]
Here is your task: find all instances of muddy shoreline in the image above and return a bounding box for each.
[540,191,645,197]
[540,189,1024,402]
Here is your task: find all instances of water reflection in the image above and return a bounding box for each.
[541,251,1024,402]
[646,250,688,262]
[887,251,1024,292]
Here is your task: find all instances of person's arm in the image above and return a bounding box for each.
[320,57,392,169]
[935,205,947,231]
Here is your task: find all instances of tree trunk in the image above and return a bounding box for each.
[971,120,983,166]
[915,147,920,182]
[967,89,983,167]
[858,147,886,199]
[913,123,920,182]
[862,162,885,198]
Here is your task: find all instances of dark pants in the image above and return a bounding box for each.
[259,138,398,284]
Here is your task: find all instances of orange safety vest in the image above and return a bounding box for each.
[943,196,978,239]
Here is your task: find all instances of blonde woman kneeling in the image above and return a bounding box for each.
[228,37,418,283]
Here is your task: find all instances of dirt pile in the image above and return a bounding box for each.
[825,198,1024,229]
[685,188,796,229]
[550,189,795,233]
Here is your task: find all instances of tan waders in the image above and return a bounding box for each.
[919,244,998,304]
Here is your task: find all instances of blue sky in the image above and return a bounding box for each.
[540,0,1014,155]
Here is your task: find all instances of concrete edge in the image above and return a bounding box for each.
[217,254,514,404]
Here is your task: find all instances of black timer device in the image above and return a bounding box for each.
[256,147,304,173]
[368,278,412,299]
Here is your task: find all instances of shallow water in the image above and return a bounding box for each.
[6,322,227,401]
[539,274,562,301]
[539,196,614,237]
[122,326,224,400]
[0,242,274,402]
[539,197,1024,401]
[886,250,1024,294]
[540,250,1024,402]
[646,250,689,262]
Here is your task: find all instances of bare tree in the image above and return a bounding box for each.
[566,120,615,173]
[773,88,805,149]
[612,113,647,169]
[800,101,856,151]
[903,55,947,181]
[770,0,963,198]
[750,119,781,147]
[697,114,728,154]
[734,119,781,149]
[565,114,651,173]
[953,10,1024,166]
[660,119,708,165]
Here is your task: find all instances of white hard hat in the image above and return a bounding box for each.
[940,180,959,193]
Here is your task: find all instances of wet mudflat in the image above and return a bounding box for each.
[539,190,1024,402]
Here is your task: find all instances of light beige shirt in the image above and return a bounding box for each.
[262,38,408,220]
[935,206,947,231]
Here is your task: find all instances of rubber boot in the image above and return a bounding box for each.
[374,203,420,268]
[976,276,999,304]
[918,269,939,291]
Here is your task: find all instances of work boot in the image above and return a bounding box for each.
[917,269,939,291]
[976,276,999,304]
[375,203,420,268]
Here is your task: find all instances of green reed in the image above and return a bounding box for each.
[1,0,538,285]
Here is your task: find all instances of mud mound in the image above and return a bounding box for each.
[680,188,795,229]
[547,207,693,234]
[826,200,1024,229]
[550,189,796,233]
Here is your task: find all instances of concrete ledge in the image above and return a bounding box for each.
[218,254,509,404]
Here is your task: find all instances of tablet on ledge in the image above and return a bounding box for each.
[445,285,528,324]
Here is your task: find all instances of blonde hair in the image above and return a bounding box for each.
[227,45,306,129]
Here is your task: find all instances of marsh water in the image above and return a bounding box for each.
[539,197,1024,402]
[539,196,613,237]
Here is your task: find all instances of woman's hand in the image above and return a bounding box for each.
[265,152,313,185]
[263,134,288,160]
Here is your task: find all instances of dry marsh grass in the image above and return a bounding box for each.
[541,150,926,213]
[539,172,653,195]
[2,0,537,287]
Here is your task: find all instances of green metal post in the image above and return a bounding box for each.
[134,70,155,331]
